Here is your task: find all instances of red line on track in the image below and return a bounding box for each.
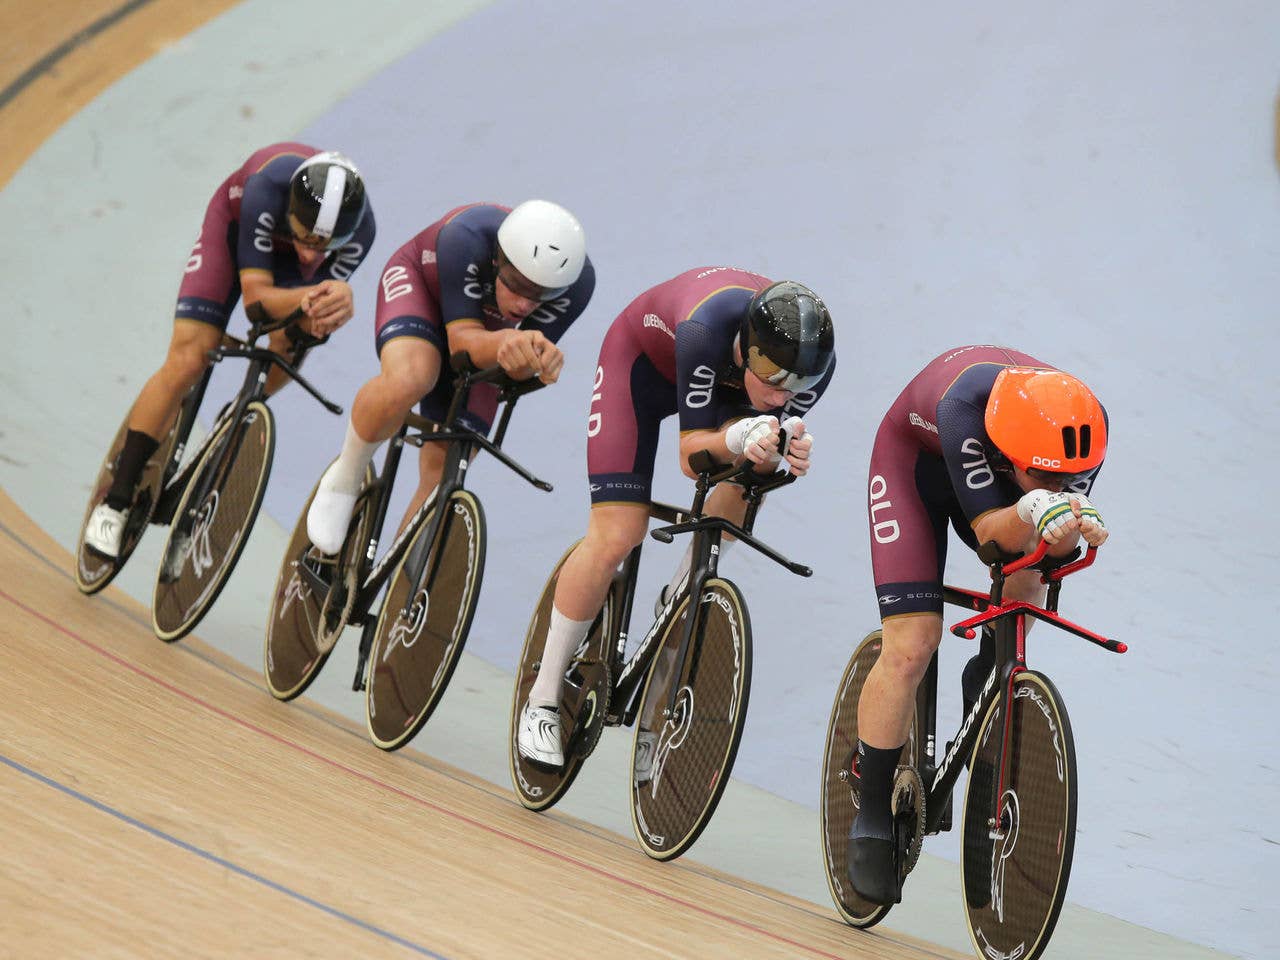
[2,587,853,960]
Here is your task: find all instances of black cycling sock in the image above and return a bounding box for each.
[105,429,160,510]
[852,740,903,835]
[961,624,997,711]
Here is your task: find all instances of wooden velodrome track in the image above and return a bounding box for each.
[0,490,962,959]
[1,4,964,958]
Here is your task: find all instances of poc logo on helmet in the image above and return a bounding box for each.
[1031,456,1063,469]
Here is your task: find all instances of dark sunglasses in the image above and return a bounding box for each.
[495,250,569,302]
[1027,466,1091,490]
[287,213,351,252]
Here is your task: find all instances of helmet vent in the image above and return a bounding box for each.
[1078,424,1092,459]
[1061,426,1078,460]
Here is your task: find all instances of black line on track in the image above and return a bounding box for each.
[0,0,158,112]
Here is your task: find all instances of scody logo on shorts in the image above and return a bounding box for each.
[878,590,941,605]
[596,480,646,493]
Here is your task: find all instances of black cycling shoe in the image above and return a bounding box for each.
[846,816,901,905]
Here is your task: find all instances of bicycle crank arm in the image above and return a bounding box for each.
[296,554,333,596]
[352,619,376,692]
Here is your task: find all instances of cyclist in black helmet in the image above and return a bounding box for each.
[83,143,376,559]
[515,266,837,767]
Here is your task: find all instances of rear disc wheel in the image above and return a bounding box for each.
[264,462,373,701]
[820,629,920,927]
[509,540,611,812]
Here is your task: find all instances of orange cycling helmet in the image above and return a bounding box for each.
[984,367,1107,474]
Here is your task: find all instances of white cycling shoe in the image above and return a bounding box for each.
[306,462,360,555]
[517,703,564,768]
[84,503,128,558]
[158,532,192,584]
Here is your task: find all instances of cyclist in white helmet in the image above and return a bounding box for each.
[307,200,595,551]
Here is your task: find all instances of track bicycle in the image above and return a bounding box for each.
[75,310,339,643]
[264,353,550,752]
[510,449,810,861]
[820,539,1126,960]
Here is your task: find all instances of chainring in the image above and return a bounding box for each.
[567,656,611,760]
[891,765,927,880]
[314,549,354,655]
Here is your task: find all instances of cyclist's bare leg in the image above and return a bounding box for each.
[659,482,748,597]
[554,503,650,619]
[523,503,649,714]
[263,327,305,395]
[846,610,942,901]
[394,440,446,537]
[1003,567,1047,606]
[307,338,441,554]
[98,319,216,514]
[858,612,943,750]
[127,320,221,438]
[959,555,1050,702]
[352,337,442,443]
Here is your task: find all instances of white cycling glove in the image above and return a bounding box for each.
[778,415,813,471]
[1016,489,1105,543]
[725,415,779,459]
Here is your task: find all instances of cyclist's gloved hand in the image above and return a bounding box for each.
[779,415,813,476]
[1017,490,1107,545]
[1074,495,1107,546]
[725,415,780,464]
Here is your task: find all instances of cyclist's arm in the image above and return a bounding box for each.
[445,320,540,378]
[673,312,751,478]
[240,269,313,321]
[971,503,1082,557]
[677,427,738,478]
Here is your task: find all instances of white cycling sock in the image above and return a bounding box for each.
[323,419,382,494]
[528,606,593,708]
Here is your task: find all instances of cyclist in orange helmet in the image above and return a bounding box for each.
[847,345,1108,905]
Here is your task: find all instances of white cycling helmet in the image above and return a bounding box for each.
[496,199,586,295]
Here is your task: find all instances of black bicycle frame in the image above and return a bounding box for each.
[599,451,812,727]
[155,316,340,529]
[311,355,552,692]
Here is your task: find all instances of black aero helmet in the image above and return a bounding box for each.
[739,280,834,392]
[287,151,368,250]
